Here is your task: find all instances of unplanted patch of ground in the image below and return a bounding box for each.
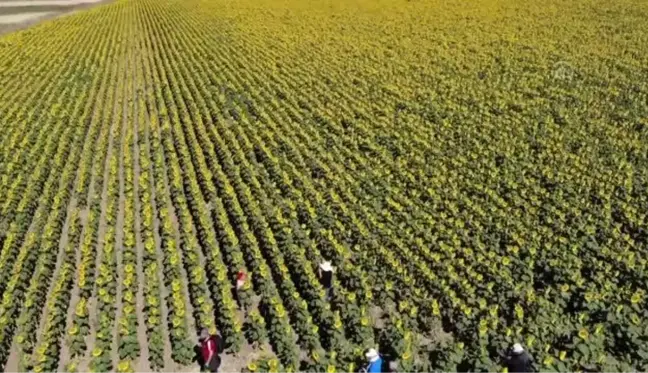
[0,12,52,23]
[0,0,106,35]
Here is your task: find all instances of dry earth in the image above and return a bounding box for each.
[0,12,52,23]
[0,0,106,35]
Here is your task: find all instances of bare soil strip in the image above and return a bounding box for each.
[0,0,101,7]
[0,12,52,23]
[0,0,109,36]
[4,345,18,373]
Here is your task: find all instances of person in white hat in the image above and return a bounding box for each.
[318,260,334,301]
[502,343,535,372]
[364,348,383,373]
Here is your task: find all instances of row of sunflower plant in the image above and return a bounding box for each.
[15,33,112,369]
[89,76,124,372]
[31,212,83,372]
[135,41,166,370]
[117,53,142,372]
[0,76,90,366]
[137,2,300,368]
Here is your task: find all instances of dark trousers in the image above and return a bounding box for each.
[206,357,221,372]
[325,286,334,301]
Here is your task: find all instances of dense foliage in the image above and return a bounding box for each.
[0,0,647,371]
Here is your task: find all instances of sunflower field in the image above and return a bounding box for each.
[0,0,647,371]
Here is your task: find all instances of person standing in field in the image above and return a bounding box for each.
[236,269,247,291]
[199,328,224,372]
[318,260,334,301]
[502,343,535,373]
[363,348,383,373]
[235,269,247,307]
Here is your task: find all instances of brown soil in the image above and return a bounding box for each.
[3,344,19,373]
[0,0,110,36]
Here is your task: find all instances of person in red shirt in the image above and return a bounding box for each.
[236,270,247,290]
[199,328,224,372]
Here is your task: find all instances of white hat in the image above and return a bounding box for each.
[319,261,333,272]
[512,343,524,354]
[365,348,379,362]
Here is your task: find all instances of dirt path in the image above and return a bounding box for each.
[0,0,110,36]
[0,12,51,23]
[4,343,18,372]
[0,0,101,7]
